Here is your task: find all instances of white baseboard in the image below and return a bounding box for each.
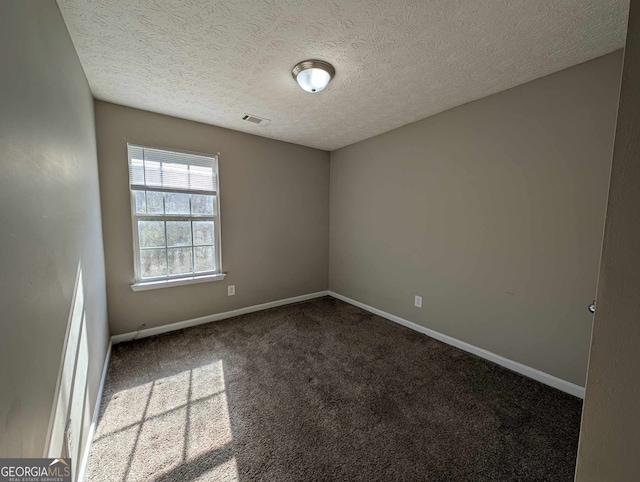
[109,289,583,398]
[328,291,585,399]
[111,291,330,344]
[77,342,112,482]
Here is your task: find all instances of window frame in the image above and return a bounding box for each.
[127,143,224,289]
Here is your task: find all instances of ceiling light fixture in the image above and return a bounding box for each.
[292,60,335,93]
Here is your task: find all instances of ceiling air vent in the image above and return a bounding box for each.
[242,113,270,127]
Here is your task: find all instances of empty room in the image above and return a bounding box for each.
[2,0,640,481]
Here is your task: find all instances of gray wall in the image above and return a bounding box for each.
[0,0,109,457]
[576,2,640,478]
[329,52,622,386]
[95,101,330,336]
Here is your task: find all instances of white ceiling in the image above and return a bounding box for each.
[57,0,629,151]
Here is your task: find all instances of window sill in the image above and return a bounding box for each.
[131,273,227,291]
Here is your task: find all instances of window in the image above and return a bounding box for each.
[128,144,223,289]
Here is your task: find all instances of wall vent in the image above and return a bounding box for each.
[242,113,270,127]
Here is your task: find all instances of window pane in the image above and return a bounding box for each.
[165,193,190,214]
[191,194,215,216]
[190,165,214,191]
[130,159,145,184]
[166,221,191,247]
[162,163,189,189]
[140,248,167,278]
[134,191,146,214]
[145,160,162,187]
[193,221,215,246]
[138,221,165,248]
[130,146,220,282]
[168,247,192,275]
[194,246,215,272]
[146,191,164,214]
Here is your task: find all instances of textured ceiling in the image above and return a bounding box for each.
[57,0,629,151]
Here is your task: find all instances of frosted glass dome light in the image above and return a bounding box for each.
[292,60,335,93]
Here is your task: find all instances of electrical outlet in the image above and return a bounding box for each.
[414,295,422,308]
[228,285,235,296]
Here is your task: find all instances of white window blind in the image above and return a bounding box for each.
[128,144,222,284]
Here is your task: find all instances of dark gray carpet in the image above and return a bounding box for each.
[86,296,582,481]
